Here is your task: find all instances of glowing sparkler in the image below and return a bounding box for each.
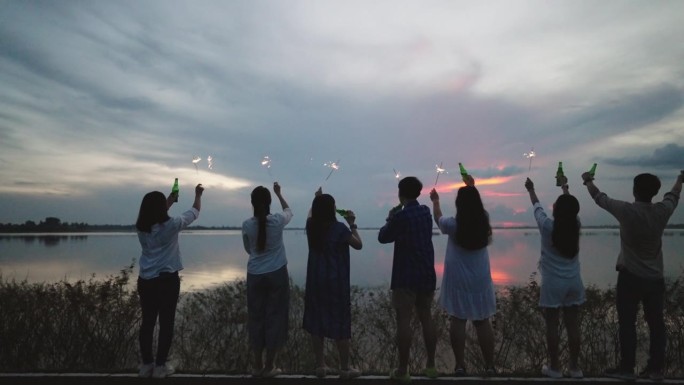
[393,168,401,179]
[192,156,202,173]
[523,148,536,171]
[434,162,447,186]
[323,160,340,181]
[207,155,213,170]
[261,156,273,179]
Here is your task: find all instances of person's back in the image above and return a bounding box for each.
[380,200,436,291]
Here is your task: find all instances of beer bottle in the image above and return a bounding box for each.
[555,162,564,186]
[458,163,468,177]
[589,163,597,178]
[171,178,179,202]
[335,208,349,218]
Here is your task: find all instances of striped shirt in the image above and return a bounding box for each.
[378,200,436,291]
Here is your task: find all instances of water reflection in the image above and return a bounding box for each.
[0,230,682,291]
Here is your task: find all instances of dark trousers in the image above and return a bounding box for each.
[247,265,290,350]
[138,272,181,366]
[616,269,665,371]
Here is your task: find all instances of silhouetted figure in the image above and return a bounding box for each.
[430,175,496,377]
[379,176,437,382]
[526,177,584,379]
[583,171,682,381]
[135,183,204,378]
[303,188,363,379]
[242,182,292,378]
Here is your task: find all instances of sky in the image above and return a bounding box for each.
[1,0,683,228]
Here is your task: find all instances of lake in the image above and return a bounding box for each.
[1,229,683,291]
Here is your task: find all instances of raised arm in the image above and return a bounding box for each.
[429,188,442,226]
[193,184,204,211]
[524,178,539,205]
[344,210,363,250]
[669,171,683,197]
[273,182,289,210]
[581,172,601,199]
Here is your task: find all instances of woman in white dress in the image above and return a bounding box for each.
[525,177,584,379]
[430,176,496,376]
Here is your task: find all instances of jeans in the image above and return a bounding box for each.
[616,269,665,372]
[138,271,181,366]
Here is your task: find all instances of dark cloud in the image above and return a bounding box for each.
[603,143,684,169]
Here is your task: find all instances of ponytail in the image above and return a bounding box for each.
[250,186,272,253]
[552,194,580,259]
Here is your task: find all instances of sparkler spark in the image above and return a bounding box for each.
[434,162,447,186]
[207,155,213,170]
[261,156,273,179]
[393,168,401,179]
[192,156,202,173]
[523,148,536,171]
[323,160,340,181]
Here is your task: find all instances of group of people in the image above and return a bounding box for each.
[134,169,682,381]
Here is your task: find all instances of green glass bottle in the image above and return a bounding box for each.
[336,208,349,218]
[171,178,179,202]
[458,163,468,177]
[555,162,564,186]
[589,163,597,178]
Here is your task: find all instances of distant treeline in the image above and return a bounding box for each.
[1,217,683,233]
[0,217,239,233]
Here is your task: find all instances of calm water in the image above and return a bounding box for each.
[1,229,683,291]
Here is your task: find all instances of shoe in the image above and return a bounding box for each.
[639,366,664,382]
[138,363,154,378]
[315,366,328,378]
[454,367,467,377]
[568,368,584,379]
[152,363,175,378]
[484,367,497,378]
[542,364,563,379]
[340,367,361,379]
[263,367,283,378]
[423,367,438,379]
[605,367,636,381]
[389,368,411,383]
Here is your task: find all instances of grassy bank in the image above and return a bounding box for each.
[2,262,683,376]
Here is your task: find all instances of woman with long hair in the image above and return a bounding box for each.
[135,183,204,378]
[430,176,496,376]
[242,182,292,378]
[525,177,584,379]
[303,188,363,379]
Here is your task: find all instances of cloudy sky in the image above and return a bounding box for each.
[1,0,683,228]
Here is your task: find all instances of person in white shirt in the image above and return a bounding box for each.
[525,177,584,379]
[135,183,203,379]
[242,182,292,378]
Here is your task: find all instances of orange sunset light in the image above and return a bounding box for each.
[432,176,513,193]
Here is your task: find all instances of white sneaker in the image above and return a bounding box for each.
[340,367,361,379]
[138,363,154,378]
[152,363,175,378]
[542,364,563,379]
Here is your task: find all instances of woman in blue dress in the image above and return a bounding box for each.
[525,177,584,379]
[430,176,496,376]
[303,188,363,379]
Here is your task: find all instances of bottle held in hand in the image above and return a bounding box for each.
[171,178,180,202]
[555,162,564,186]
[589,163,597,178]
[336,208,349,218]
[459,162,468,177]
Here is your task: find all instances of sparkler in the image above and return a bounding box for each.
[261,156,273,179]
[523,148,536,172]
[434,162,447,186]
[323,160,340,181]
[393,168,401,179]
[192,156,202,173]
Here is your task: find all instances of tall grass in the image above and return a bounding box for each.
[2,265,683,377]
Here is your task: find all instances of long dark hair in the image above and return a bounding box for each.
[251,186,272,252]
[455,186,491,250]
[552,194,580,258]
[136,191,170,233]
[306,194,337,253]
